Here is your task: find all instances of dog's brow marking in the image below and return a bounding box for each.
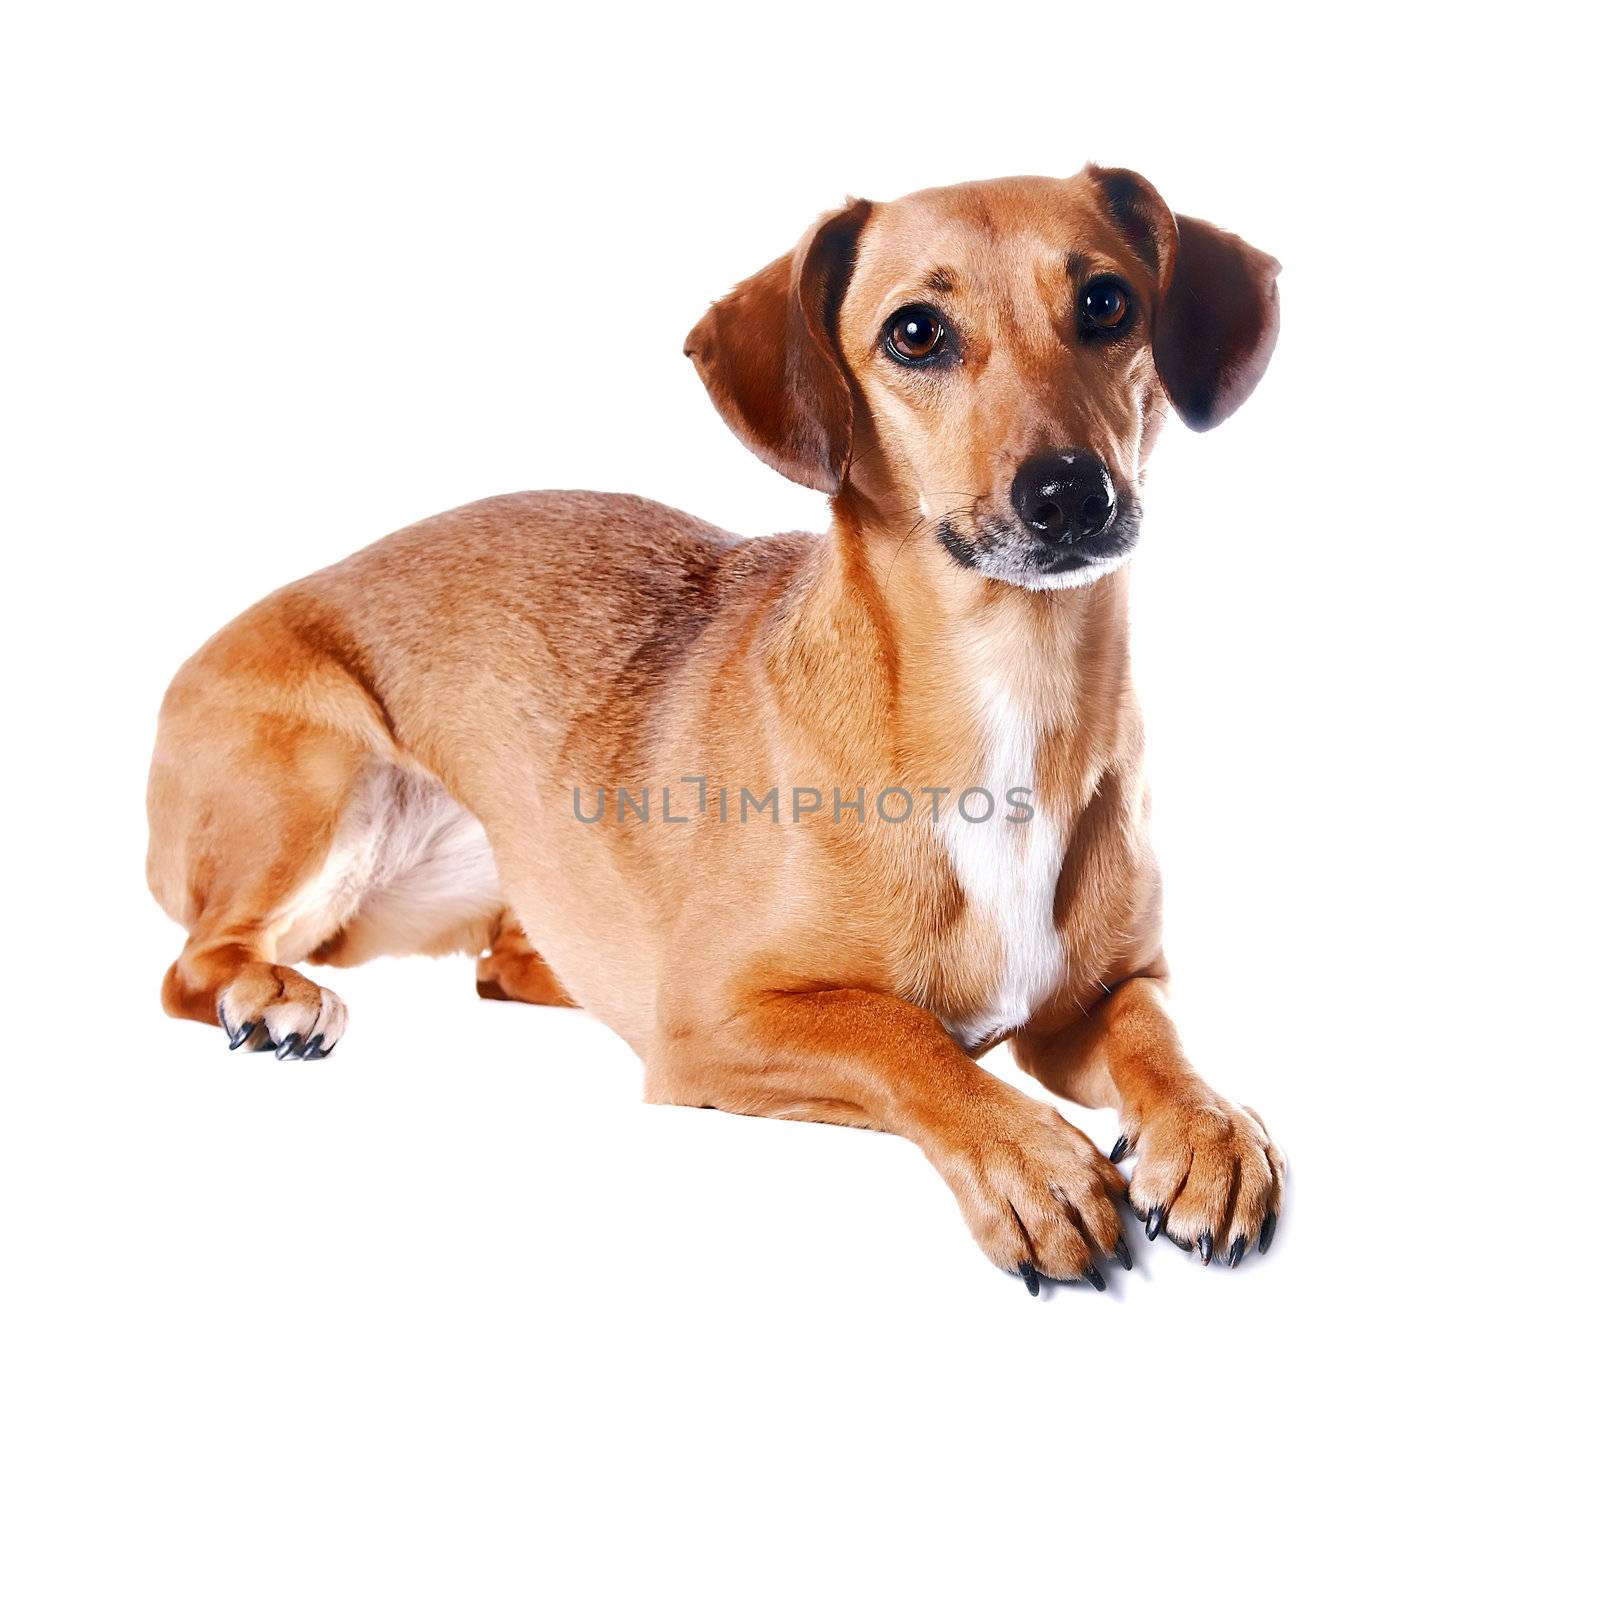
[921,267,956,295]
[940,681,1063,1048]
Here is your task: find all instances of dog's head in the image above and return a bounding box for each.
[686,168,1279,590]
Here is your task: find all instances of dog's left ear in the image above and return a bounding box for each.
[685,199,873,495]
[1089,165,1281,431]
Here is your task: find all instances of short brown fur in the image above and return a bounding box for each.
[147,167,1284,1284]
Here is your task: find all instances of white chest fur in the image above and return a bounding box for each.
[939,681,1064,1048]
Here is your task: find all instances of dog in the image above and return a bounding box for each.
[147,165,1284,1291]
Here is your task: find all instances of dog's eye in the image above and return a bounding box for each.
[1081,278,1132,332]
[884,305,947,365]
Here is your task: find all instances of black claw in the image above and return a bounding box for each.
[1083,1263,1107,1292]
[1114,1236,1132,1271]
[1144,1204,1165,1242]
[1197,1229,1214,1265]
[301,1033,326,1060]
[1019,1261,1040,1297]
[275,1033,302,1061]
[1228,1234,1247,1269]
[1259,1211,1277,1255]
[227,1021,257,1051]
[1108,1134,1129,1164]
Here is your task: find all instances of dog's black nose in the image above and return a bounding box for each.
[1011,452,1117,543]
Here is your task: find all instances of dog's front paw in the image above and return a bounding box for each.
[217,963,347,1060]
[1112,1095,1283,1264]
[935,1094,1131,1293]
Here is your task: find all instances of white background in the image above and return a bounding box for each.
[3,2,1594,1594]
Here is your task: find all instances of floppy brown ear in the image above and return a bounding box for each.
[684,199,873,494]
[1090,166,1281,431]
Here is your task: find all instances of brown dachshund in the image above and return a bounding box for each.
[147,165,1284,1290]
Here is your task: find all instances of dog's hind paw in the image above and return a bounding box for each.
[217,963,348,1060]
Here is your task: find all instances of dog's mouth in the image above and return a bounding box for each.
[937,501,1142,591]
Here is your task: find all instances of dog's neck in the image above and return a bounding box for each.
[765,505,1139,799]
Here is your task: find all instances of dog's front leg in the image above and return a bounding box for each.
[1013,977,1285,1264]
[647,989,1130,1290]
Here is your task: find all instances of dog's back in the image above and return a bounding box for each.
[146,490,793,1052]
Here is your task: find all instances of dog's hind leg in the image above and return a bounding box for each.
[148,723,369,1059]
[151,799,362,1059]
[145,610,392,1059]
[476,914,576,1007]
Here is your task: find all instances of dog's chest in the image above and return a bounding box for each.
[937,684,1065,1049]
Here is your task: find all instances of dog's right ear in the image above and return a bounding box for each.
[684,199,873,496]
